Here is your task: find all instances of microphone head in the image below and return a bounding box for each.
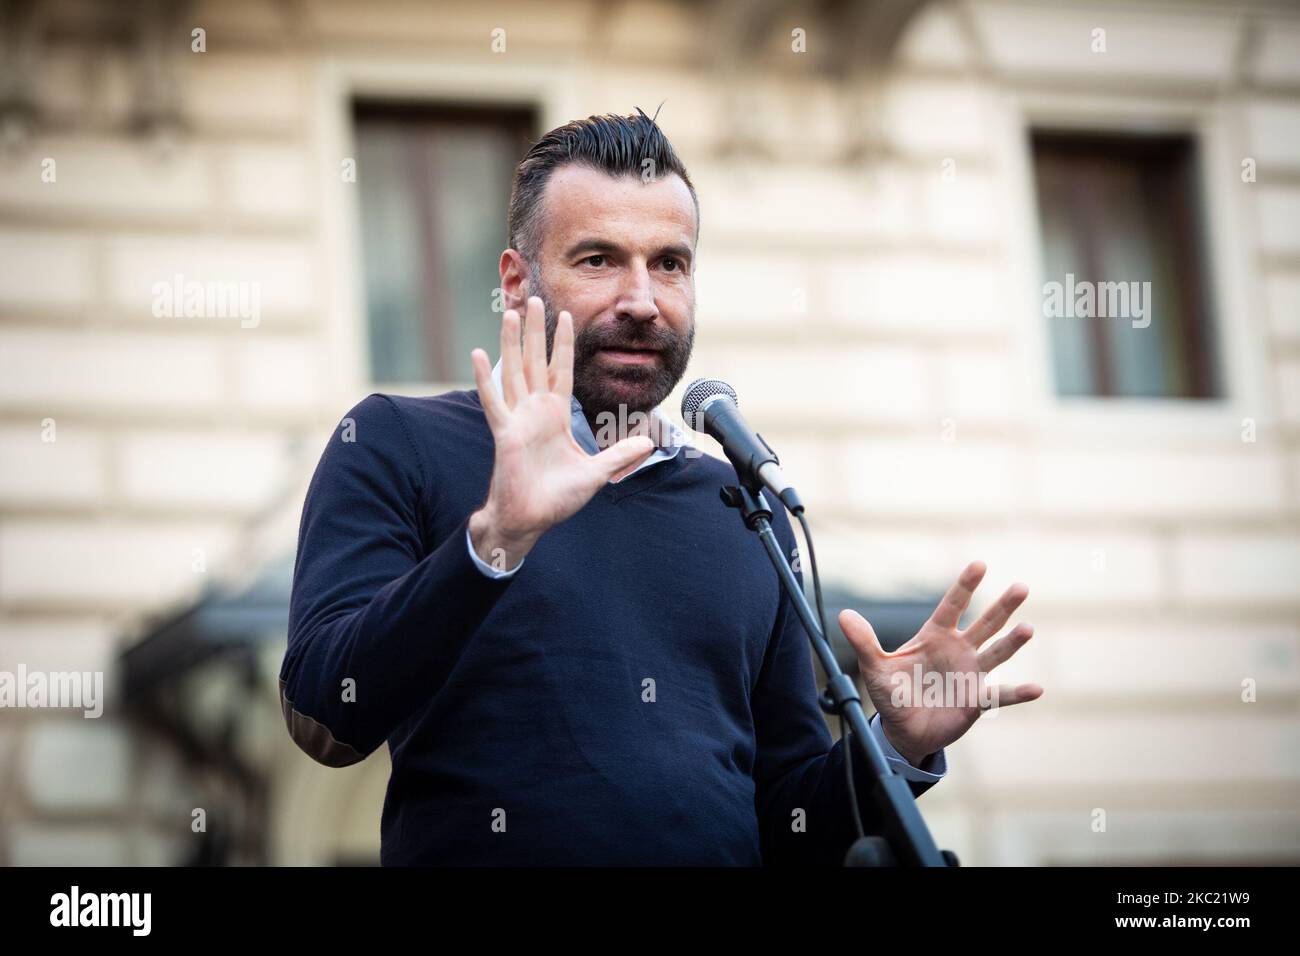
[681,378,738,432]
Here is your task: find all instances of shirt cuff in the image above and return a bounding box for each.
[869,712,948,783]
[465,526,525,579]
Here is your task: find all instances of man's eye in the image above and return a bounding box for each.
[584,255,605,267]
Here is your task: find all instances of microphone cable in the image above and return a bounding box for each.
[793,509,866,842]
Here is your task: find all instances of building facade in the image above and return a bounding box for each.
[1,0,1298,865]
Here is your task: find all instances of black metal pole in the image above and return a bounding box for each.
[720,484,951,867]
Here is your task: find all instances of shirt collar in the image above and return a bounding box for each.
[488,357,691,459]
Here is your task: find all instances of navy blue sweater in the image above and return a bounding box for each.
[279,389,937,865]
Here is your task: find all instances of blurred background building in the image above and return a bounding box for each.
[1,0,1298,865]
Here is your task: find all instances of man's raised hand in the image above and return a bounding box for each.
[838,561,1044,766]
[468,296,655,569]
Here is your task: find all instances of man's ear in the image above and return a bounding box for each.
[499,249,530,312]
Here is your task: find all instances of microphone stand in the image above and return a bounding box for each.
[719,483,957,867]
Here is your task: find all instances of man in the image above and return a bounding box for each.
[280,109,1043,865]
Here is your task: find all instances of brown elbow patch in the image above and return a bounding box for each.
[279,678,367,768]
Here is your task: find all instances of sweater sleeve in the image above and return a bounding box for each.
[750,510,941,865]
[278,393,515,767]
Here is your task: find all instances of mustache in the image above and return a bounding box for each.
[575,323,683,354]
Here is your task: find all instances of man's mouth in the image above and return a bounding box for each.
[598,347,659,365]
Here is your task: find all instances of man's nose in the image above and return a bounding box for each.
[615,261,659,322]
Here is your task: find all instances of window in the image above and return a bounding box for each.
[353,102,536,384]
[1031,130,1220,399]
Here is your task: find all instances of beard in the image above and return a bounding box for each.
[531,267,695,420]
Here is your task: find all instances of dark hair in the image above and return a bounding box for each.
[507,106,699,263]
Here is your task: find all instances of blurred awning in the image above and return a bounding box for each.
[117,553,295,866]
[121,554,294,700]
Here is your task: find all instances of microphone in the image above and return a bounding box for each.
[680,378,804,514]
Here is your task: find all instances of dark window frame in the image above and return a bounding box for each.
[1030,128,1221,400]
[351,99,537,385]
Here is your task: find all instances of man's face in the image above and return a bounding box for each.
[522,164,697,419]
